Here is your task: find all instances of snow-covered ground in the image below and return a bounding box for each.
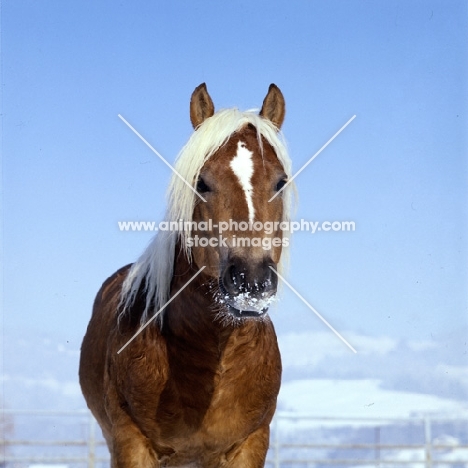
[271,379,468,467]
[278,378,468,419]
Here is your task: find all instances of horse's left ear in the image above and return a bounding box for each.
[190,83,215,129]
[260,84,285,130]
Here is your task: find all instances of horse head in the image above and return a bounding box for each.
[187,83,291,319]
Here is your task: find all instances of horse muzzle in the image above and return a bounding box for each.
[218,257,278,317]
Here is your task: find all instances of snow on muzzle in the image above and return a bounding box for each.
[218,258,278,317]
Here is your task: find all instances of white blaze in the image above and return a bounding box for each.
[230,141,255,224]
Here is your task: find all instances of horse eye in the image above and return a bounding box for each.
[275,178,287,192]
[196,177,211,193]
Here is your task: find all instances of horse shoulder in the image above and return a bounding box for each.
[79,265,133,434]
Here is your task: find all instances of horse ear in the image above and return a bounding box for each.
[259,84,285,130]
[190,83,215,129]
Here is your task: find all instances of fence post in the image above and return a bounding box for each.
[374,425,380,468]
[424,415,432,468]
[88,413,96,468]
[273,415,280,468]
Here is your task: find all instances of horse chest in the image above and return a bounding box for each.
[204,353,281,436]
[127,326,281,457]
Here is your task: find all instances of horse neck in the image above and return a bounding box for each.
[163,248,232,349]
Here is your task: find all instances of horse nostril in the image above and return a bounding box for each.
[261,263,277,293]
[223,264,247,295]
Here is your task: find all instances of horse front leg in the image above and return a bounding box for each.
[222,424,271,468]
[109,421,159,468]
[104,387,160,468]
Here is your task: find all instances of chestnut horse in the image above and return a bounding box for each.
[79,83,294,467]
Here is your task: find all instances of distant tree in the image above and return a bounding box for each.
[0,402,14,468]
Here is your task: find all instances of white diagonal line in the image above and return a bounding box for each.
[117,266,206,354]
[269,114,356,202]
[118,114,207,202]
[269,267,357,353]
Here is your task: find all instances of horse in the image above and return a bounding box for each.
[79,83,294,468]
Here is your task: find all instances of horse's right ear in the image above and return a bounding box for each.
[190,83,215,129]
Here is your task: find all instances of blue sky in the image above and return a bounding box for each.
[2,0,467,364]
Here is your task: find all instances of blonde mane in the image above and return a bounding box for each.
[120,108,294,323]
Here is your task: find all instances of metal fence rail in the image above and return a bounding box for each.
[268,414,468,467]
[1,410,467,467]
